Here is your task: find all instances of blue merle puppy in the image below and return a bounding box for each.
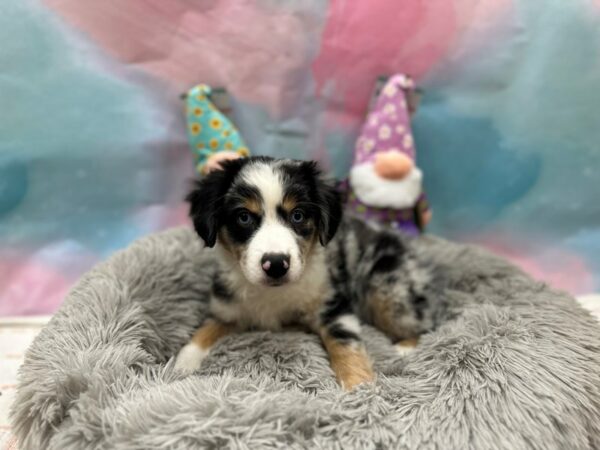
[175,156,438,389]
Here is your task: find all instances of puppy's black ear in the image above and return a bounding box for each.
[302,161,343,246]
[186,159,246,247]
[318,180,343,245]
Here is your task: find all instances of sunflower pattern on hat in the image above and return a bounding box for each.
[185,84,250,174]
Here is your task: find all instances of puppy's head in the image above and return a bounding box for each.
[187,156,342,286]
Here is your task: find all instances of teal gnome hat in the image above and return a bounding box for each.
[185,84,250,174]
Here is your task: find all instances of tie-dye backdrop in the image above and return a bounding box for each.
[1,0,599,315]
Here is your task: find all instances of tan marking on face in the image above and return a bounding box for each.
[218,229,244,261]
[296,226,319,263]
[320,330,375,390]
[191,320,235,350]
[243,197,262,215]
[281,195,297,213]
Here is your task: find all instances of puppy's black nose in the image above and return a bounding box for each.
[261,253,290,279]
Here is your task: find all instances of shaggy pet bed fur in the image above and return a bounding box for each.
[11,227,600,450]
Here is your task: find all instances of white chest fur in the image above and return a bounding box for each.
[210,250,330,331]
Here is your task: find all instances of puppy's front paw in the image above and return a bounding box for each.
[340,368,375,391]
[174,343,208,374]
[395,337,419,357]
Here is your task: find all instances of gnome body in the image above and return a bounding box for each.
[346,74,431,235]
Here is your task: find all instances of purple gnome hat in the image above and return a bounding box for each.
[354,73,416,166]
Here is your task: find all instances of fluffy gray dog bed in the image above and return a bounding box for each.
[11,227,600,449]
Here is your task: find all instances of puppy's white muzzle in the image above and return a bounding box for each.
[242,219,303,286]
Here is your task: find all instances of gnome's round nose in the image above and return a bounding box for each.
[374,151,414,180]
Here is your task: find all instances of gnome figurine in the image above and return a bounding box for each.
[185,84,250,175]
[346,74,431,235]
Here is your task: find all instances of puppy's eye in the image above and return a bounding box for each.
[290,209,305,224]
[237,210,253,226]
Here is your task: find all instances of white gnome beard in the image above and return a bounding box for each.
[349,162,423,209]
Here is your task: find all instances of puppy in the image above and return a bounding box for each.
[175,156,437,389]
